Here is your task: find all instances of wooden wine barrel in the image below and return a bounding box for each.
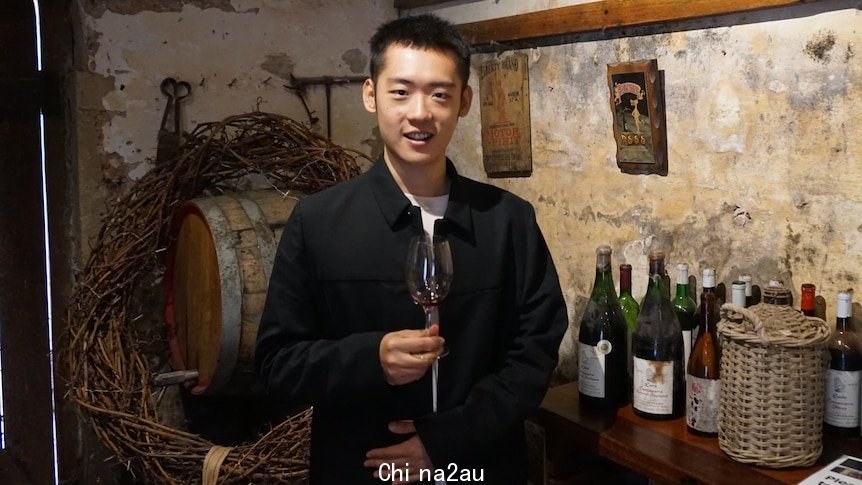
[164,190,301,395]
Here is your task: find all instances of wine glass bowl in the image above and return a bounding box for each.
[405,235,453,357]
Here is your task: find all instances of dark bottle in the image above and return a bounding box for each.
[686,290,721,436]
[632,250,684,419]
[824,292,862,436]
[801,283,816,317]
[693,268,720,347]
[739,274,754,307]
[763,280,792,306]
[578,245,629,408]
[671,263,697,369]
[619,264,640,380]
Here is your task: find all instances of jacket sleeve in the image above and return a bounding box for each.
[254,202,390,404]
[413,205,568,465]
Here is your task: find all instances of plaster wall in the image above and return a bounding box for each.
[413,1,862,379]
[72,0,393,260]
[73,0,862,384]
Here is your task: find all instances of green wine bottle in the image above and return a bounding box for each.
[619,264,640,332]
[578,246,629,407]
[671,263,696,369]
[619,264,639,382]
[632,250,684,420]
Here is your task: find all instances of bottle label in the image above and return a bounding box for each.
[578,341,611,398]
[825,369,862,428]
[686,376,720,433]
[633,357,674,415]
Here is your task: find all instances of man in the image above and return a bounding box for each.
[255,14,567,484]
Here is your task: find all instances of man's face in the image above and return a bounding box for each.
[363,44,472,171]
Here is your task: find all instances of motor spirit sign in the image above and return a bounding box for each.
[479,53,532,178]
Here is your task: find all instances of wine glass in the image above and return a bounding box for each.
[406,234,453,336]
[405,235,453,412]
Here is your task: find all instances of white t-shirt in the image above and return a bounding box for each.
[405,193,449,236]
[405,193,449,485]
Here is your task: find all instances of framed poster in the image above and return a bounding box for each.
[607,59,668,175]
[479,52,532,178]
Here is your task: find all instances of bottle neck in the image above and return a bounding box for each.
[647,260,667,297]
[620,267,632,294]
[675,282,689,298]
[700,292,719,334]
[836,317,855,332]
[801,292,816,314]
[593,263,618,300]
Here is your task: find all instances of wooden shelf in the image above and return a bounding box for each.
[538,382,862,484]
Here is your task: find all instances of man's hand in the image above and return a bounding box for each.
[380,324,444,385]
[364,420,434,484]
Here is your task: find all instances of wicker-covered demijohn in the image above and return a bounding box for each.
[717,302,831,468]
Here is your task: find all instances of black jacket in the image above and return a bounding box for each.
[255,159,568,484]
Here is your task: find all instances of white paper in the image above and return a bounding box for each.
[798,455,862,485]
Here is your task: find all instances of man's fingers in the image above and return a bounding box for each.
[388,420,417,435]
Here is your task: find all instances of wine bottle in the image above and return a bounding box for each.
[740,274,754,307]
[693,268,720,346]
[632,250,684,419]
[672,264,696,369]
[824,292,862,436]
[731,280,746,308]
[619,264,640,381]
[578,245,629,407]
[763,280,792,306]
[686,289,721,436]
[801,283,816,317]
[619,264,640,332]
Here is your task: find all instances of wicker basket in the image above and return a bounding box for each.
[717,302,831,468]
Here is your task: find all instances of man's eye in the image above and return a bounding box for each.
[392,90,408,96]
[433,92,450,100]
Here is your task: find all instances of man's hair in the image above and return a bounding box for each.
[369,14,471,87]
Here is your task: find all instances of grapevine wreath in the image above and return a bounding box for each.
[65,112,367,483]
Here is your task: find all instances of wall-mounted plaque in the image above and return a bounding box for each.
[479,52,532,178]
[607,59,668,175]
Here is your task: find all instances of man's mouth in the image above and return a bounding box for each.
[404,132,433,141]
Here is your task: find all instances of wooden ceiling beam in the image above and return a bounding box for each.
[457,0,812,46]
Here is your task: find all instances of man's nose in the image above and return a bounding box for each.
[407,95,433,121]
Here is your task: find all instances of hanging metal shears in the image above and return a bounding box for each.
[156,77,191,164]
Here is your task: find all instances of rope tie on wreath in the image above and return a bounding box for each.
[203,445,234,485]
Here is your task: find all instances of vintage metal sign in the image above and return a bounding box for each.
[607,59,668,175]
[479,52,532,178]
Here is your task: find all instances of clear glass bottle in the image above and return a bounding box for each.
[578,245,629,408]
[824,292,862,437]
[686,290,721,436]
[731,280,747,308]
[672,263,697,369]
[632,250,684,420]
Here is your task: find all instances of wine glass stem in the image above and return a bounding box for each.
[424,306,439,413]
[424,305,438,329]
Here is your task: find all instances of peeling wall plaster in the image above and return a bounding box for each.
[437,4,862,379]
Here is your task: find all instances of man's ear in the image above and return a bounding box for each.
[459,84,473,117]
[363,78,377,113]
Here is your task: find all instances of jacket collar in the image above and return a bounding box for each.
[368,156,473,235]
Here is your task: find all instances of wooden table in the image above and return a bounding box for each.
[538,382,862,484]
